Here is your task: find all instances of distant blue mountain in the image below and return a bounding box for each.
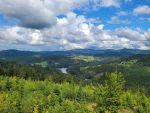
[0,49,150,59]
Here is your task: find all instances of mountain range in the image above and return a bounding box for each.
[0,49,150,58]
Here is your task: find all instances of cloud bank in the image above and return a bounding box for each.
[0,0,86,29]
[0,0,149,51]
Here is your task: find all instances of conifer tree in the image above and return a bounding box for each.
[98,73,125,112]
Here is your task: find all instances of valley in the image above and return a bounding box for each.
[1,49,150,113]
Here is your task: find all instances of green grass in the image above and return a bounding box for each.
[35,61,48,67]
[72,55,95,62]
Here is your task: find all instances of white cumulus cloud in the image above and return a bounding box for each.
[0,0,87,29]
[133,5,150,15]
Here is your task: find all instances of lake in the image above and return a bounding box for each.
[58,68,68,74]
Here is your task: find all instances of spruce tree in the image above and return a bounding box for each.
[98,73,125,112]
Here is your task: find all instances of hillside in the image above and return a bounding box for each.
[1,50,150,112]
[1,73,150,113]
[68,54,150,94]
[1,50,150,93]
[1,49,150,63]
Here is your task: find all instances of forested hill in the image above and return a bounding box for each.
[1,49,150,58]
[0,50,150,112]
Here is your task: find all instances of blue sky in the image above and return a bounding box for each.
[75,0,150,29]
[0,0,150,51]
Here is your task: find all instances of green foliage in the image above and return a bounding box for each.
[0,50,150,113]
[104,73,125,112]
[96,73,125,112]
[0,60,61,80]
[0,76,94,113]
[0,74,150,113]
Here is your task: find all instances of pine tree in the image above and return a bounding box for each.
[98,72,125,112]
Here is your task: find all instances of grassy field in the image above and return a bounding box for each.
[72,55,95,62]
[35,61,48,67]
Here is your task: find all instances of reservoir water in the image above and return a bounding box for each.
[58,68,68,74]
